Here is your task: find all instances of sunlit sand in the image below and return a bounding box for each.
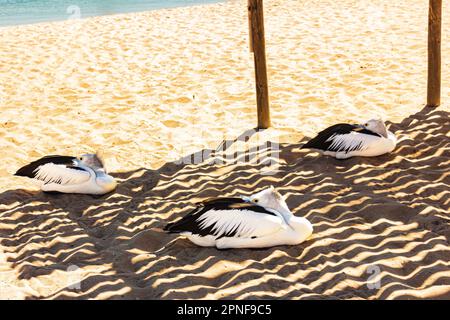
[0,0,449,299]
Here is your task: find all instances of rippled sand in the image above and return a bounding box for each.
[0,0,449,299]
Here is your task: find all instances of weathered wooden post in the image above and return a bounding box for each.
[248,0,270,128]
[427,0,442,107]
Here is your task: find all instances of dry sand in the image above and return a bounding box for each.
[0,0,449,299]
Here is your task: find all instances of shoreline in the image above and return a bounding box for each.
[0,0,228,29]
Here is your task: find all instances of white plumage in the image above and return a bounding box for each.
[165,186,313,249]
[196,208,284,239]
[15,154,117,195]
[33,163,91,186]
[302,119,397,159]
[327,132,367,152]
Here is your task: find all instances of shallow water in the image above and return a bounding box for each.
[0,0,222,27]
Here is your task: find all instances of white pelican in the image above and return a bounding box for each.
[302,119,397,159]
[15,154,117,195]
[164,186,313,249]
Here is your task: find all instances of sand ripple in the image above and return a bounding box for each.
[0,0,449,299]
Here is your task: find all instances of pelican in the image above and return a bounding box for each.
[164,186,313,249]
[301,119,397,159]
[15,154,117,195]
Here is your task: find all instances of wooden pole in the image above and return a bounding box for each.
[248,0,271,128]
[427,0,442,107]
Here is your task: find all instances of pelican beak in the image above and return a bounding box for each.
[241,196,251,202]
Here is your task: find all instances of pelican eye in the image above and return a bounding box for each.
[254,199,259,203]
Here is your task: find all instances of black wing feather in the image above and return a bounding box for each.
[302,123,380,152]
[164,197,276,238]
[15,155,76,178]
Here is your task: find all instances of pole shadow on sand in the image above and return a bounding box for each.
[0,105,448,299]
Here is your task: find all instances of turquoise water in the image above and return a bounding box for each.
[0,0,222,27]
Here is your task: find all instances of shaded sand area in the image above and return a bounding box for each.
[0,0,449,299]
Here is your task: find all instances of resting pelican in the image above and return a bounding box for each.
[301,119,397,159]
[164,186,313,249]
[15,154,117,195]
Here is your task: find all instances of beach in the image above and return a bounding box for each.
[0,0,449,299]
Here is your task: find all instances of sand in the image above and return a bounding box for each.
[0,0,449,299]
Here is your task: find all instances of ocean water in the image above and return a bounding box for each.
[0,0,222,27]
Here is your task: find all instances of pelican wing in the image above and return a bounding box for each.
[15,155,91,185]
[302,123,381,153]
[196,209,284,239]
[325,131,369,153]
[33,163,91,185]
[165,198,284,239]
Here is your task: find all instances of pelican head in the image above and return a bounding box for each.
[77,154,105,171]
[243,186,313,239]
[361,119,388,138]
[243,186,290,213]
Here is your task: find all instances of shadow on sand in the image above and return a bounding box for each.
[0,105,449,299]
